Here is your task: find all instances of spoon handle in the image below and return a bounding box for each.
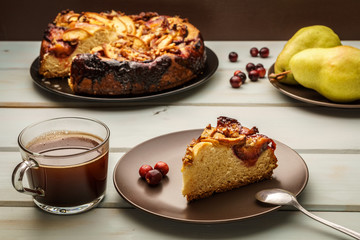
[292,201,360,239]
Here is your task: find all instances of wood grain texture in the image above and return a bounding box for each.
[0,207,359,239]
[1,106,360,151]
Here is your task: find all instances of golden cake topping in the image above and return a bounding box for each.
[182,116,276,166]
[46,10,201,62]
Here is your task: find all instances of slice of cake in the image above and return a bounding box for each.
[181,116,278,202]
[39,10,122,78]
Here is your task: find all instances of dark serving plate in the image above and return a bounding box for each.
[268,64,360,108]
[113,129,309,223]
[30,47,218,102]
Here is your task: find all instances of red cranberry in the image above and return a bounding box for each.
[249,70,259,81]
[228,52,238,62]
[255,63,264,69]
[246,63,256,73]
[230,75,242,88]
[234,70,242,76]
[250,47,259,57]
[145,169,163,185]
[139,164,153,179]
[235,71,247,84]
[257,67,266,78]
[259,47,270,58]
[154,161,169,176]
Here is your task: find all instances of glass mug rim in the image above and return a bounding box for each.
[18,117,110,166]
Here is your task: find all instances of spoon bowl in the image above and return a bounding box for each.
[255,188,295,206]
[256,188,360,239]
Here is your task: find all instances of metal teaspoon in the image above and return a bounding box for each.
[255,188,360,239]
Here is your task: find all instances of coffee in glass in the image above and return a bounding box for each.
[12,117,110,215]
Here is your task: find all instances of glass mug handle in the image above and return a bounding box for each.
[12,159,45,196]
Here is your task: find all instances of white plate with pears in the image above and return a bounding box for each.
[268,64,360,108]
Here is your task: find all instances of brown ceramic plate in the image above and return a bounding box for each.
[113,129,309,223]
[268,64,360,108]
[30,47,218,102]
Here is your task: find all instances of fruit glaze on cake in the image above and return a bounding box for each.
[39,10,206,96]
[182,116,278,202]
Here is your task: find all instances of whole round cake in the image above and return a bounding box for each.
[39,10,207,96]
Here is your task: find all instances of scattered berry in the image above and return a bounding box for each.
[246,63,256,73]
[257,67,266,78]
[255,63,264,69]
[228,52,238,62]
[249,70,259,82]
[259,47,270,58]
[250,47,259,57]
[230,75,242,88]
[145,169,163,185]
[139,161,170,185]
[154,161,169,176]
[139,164,153,179]
[234,70,242,76]
[235,71,247,84]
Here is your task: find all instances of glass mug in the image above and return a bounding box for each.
[12,117,110,215]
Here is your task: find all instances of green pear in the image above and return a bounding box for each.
[274,25,341,85]
[289,46,360,103]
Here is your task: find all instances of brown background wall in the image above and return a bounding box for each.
[1,0,359,41]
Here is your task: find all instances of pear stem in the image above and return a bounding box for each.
[269,70,291,82]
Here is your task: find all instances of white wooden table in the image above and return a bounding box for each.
[1,41,360,239]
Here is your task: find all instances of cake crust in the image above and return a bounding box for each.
[182,116,278,202]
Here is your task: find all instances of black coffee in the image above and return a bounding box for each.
[26,131,108,207]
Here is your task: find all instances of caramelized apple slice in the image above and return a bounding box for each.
[166,17,199,40]
[145,16,168,29]
[128,36,148,50]
[141,33,155,45]
[119,16,136,34]
[71,22,104,35]
[62,28,90,41]
[83,12,111,25]
[135,25,145,38]
[54,11,80,27]
[90,46,104,54]
[112,16,128,35]
[103,44,121,59]
[156,35,173,49]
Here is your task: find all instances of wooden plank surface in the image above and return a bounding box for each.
[2,151,360,210]
[0,107,359,150]
[0,207,359,240]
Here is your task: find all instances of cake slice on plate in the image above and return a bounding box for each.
[181,116,278,202]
